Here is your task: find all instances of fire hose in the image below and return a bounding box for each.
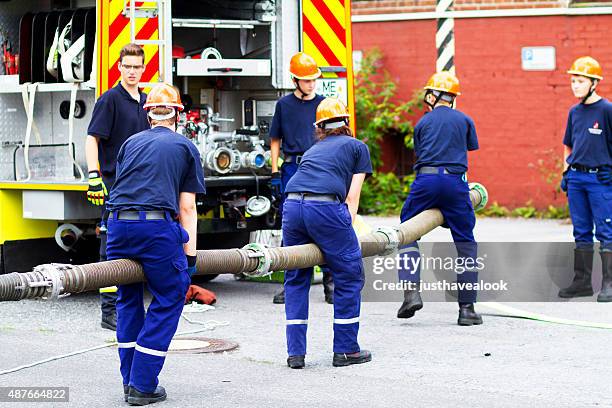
[0,184,488,302]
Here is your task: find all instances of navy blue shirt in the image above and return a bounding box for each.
[87,83,150,187]
[563,98,612,168]
[269,93,325,154]
[413,106,479,173]
[285,135,372,202]
[108,127,205,215]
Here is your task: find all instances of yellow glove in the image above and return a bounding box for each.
[87,170,108,206]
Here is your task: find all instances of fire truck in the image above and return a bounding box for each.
[0,0,355,277]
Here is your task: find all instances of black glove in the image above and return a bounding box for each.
[186,255,197,277]
[560,169,569,192]
[270,171,282,202]
[597,166,612,185]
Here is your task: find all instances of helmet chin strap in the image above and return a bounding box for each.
[294,78,309,100]
[582,79,598,104]
[424,90,440,109]
[424,90,455,109]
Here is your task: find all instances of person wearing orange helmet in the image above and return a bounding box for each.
[282,98,373,369]
[105,83,205,405]
[85,43,151,331]
[269,52,335,305]
[559,56,612,302]
[396,71,483,326]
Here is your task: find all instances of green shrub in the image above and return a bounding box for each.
[477,201,570,219]
[354,48,422,170]
[354,48,422,215]
[477,201,510,217]
[359,172,403,215]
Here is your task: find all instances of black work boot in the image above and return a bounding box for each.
[100,291,117,330]
[332,350,372,367]
[397,283,423,319]
[323,272,334,304]
[127,386,167,406]
[123,385,129,402]
[597,252,612,302]
[272,287,285,304]
[458,303,483,326]
[559,248,594,298]
[287,355,305,369]
[101,310,117,331]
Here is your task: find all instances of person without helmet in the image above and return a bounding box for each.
[396,72,483,326]
[269,52,335,305]
[559,56,612,302]
[283,98,373,369]
[86,43,151,331]
[105,83,205,405]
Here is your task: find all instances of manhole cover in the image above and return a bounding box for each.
[168,337,239,354]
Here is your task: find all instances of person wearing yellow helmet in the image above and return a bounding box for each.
[559,56,612,302]
[423,70,461,108]
[269,52,334,305]
[282,98,373,369]
[396,71,483,326]
[105,83,205,404]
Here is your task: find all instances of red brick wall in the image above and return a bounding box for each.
[352,0,612,14]
[353,14,612,208]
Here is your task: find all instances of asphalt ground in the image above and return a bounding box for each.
[1,217,611,408]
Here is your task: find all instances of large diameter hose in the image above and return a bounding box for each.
[0,184,487,302]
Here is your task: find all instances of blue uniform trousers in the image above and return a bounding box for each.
[398,171,478,303]
[280,161,299,200]
[567,169,612,252]
[281,161,331,276]
[282,198,364,355]
[106,211,191,393]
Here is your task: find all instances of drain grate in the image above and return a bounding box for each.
[169,337,239,354]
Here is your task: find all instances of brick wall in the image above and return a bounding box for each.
[353,14,612,208]
[352,0,612,14]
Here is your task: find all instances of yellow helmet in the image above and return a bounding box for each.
[315,98,349,126]
[424,71,461,95]
[567,56,603,80]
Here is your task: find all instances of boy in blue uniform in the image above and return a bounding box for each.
[269,52,334,305]
[559,56,612,302]
[396,72,483,326]
[283,98,373,369]
[86,43,151,330]
[105,84,205,405]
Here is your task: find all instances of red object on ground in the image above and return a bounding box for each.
[185,285,217,305]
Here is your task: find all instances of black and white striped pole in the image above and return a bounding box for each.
[436,0,455,74]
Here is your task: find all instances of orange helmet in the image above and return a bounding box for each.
[567,56,603,80]
[143,83,184,111]
[315,98,349,126]
[289,52,321,80]
[424,71,461,95]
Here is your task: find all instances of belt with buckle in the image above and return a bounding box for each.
[570,164,600,173]
[286,193,339,202]
[110,210,168,221]
[417,166,451,175]
[284,154,304,164]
